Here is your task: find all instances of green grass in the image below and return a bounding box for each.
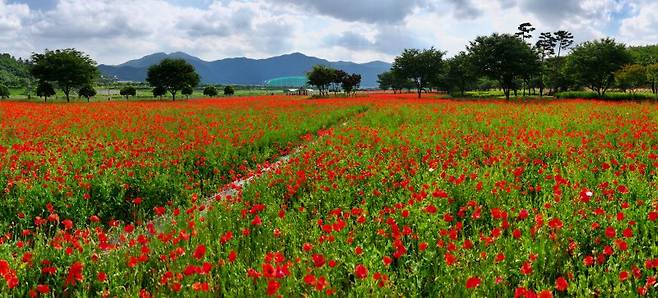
[556,91,658,100]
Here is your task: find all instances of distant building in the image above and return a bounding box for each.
[285,87,314,96]
[265,76,309,88]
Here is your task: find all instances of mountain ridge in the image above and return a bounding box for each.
[100,52,391,87]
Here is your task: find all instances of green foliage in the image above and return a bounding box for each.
[152,86,166,98]
[31,49,99,102]
[203,86,218,97]
[646,63,658,94]
[627,45,658,65]
[146,58,200,101]
[78,85,96,101]
[224,85,235,96]
[556,91,656,100]
[181,85,194,98]
[119,86,137,99]
[566,38,632,96]
[392,47,445,98]
[307,65,336,96]
[0,84,9,99]
[341,73,361,95]
[377,70,414,93]
[444,51,477,96]
[36,81,55,101]
[0,53,31,87]
[615,64,647,93]
[468,33,540,100]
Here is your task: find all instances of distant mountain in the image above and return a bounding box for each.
[99,52,391,87]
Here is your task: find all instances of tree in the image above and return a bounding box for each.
[468,33,540,100]
[392,48,445,98]
[30,49,99,102]
[78,85,96,102]
[377,70,412,94]
[647,63,658,94]
[224,85,235,96]
[146,58,200,101]
[36,81,55,101]
[377,71,393,91]
[182,85,194,99]
[444,51,477,96]
[333,69,347,94]
[515,22,535,44]
[153,86,166,99]
[553,30,574,60]
[567,38,632,96]
[615,64,647,93]
[535,32,556,97]
[341,73,361,96]
[307,65,336,96]
[119,86,137,99]
[0,84,9,99]
[203,86,218,97]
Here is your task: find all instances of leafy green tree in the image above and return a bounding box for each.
[567,38,633,96]
[392,48,445,98]
[535,32,556,97]
[119,86,137,99]
[203,86,218,97]
[444,51,477,96]
[377,70,413,94]
[307,65,336,96]
[647,63,658,94]
[182,85,194,99]
[36,81,55,101]
[146,58,200,101]
[333,69,347,94]
[30,49,99,102]
[224,85,235,96]
[615,64,647,93]
[467,33,540,100]
[341,73,361,95]
[78,85,96,102]
[377,71,393,91]
[628,45,658,66]
[0,84,9,99]
[152,86,166,99]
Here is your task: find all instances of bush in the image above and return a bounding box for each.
[120,86,137,99]
[224,85,235,96]
[203,86,218,97]
[556,91,657,100]
[0,84,9,99]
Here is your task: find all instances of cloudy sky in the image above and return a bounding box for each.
[1,0,657,65]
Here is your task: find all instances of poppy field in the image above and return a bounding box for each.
[1,94,657,297]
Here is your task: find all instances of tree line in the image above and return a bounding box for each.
[379,23,658,100]
[0,49,231,102]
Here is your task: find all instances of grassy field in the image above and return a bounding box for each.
[0,93,657,296]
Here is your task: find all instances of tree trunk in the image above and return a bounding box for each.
[417,88,422,99]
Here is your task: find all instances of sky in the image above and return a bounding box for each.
[1,0,657,65]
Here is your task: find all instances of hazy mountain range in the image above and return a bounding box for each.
[99,52,391,87]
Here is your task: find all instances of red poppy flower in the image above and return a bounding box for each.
[465,276,481,289]
[354,264,368,279]
[555,276,568,292]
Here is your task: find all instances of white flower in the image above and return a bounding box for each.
[428,168,435,172]
[585,191,593,197]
